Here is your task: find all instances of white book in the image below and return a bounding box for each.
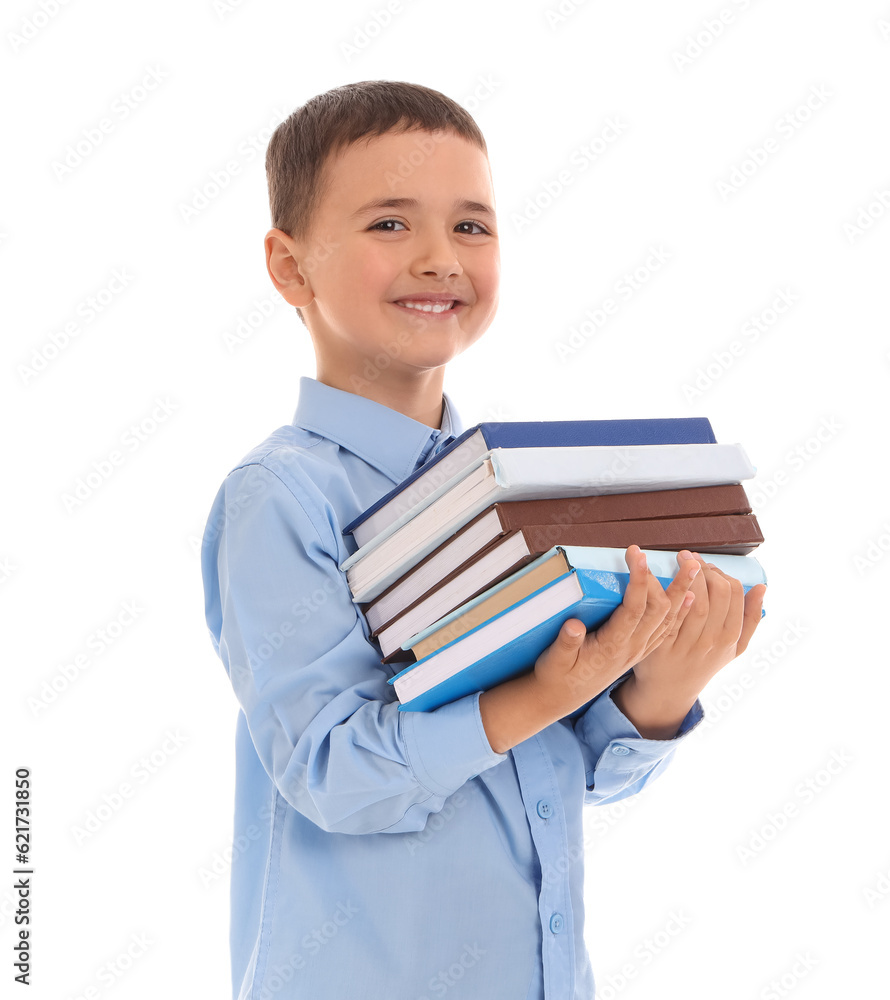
[343,443,755,603]
[352,431,492,548]
[376,531,532,658]
[364,507,508,634]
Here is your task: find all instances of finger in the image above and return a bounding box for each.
[621,545,650,619]
[596,550,670,656]
[646,551,699,646]
[534,618,586,676]
[708,565,746,642]
[697,562,738,641]
[604,546,652,639]
[635,564,674,640]
[662,551,701,621]
[671,552,709,648]
[735,584,767,655]
[638,588,695,660]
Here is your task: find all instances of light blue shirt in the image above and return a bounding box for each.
[200,376,704,1000]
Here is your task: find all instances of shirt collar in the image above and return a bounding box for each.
[292,377,464,485]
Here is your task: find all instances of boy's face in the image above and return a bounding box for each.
[279,128,499,392]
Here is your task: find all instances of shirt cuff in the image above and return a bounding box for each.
[400,691,508,798]
[576,676,704,788]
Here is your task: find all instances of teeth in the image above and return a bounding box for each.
[397,300,455,313]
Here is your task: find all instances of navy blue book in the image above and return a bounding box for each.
[345,417,718,547]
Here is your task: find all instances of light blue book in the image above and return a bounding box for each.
[388,546,766,713]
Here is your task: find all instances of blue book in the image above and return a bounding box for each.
[388,546,766,713]
[345,417,717,547]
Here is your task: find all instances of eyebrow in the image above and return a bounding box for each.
[350,197,496,220]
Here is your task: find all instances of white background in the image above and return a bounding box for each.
[3,1,889,997]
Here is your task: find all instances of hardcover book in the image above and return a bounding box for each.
[374,511,763,660]
[344,443,756,603]
[388,546,767,712]
[344,417,719,547]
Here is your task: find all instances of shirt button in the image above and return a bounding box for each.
[611,744,631,756]
[549,913,564,934]
[536,800,552,819]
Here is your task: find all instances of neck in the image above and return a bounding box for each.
[316,366,446,429]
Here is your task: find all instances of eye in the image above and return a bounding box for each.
[455,220,491,235]
[369,219,406,232]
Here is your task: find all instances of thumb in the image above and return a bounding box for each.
[554,619,586,657]
[534,619,586,675]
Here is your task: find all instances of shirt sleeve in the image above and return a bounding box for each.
[571,673,704,805]
[201,461,507,836]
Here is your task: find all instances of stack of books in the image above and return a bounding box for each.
[341,418,766,712]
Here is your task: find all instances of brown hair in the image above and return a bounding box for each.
[266,80,487,247]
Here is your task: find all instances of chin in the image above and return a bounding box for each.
[409,344,470,371]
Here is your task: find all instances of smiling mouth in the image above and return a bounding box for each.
[393,300,459,313]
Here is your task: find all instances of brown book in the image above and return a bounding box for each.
[374,512,763,661]
[364,484,753,637]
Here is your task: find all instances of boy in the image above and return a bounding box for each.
[200,80,766,1000]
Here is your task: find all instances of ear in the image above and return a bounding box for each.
[264,229,315,308]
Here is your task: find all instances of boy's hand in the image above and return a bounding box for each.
[530,545,701,719]
[610,552,767,738]
[631,552,767,694]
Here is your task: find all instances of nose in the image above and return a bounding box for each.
[411,229,463,279]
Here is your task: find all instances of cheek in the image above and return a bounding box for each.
[475,258,500,310]
[351,244,398,291]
